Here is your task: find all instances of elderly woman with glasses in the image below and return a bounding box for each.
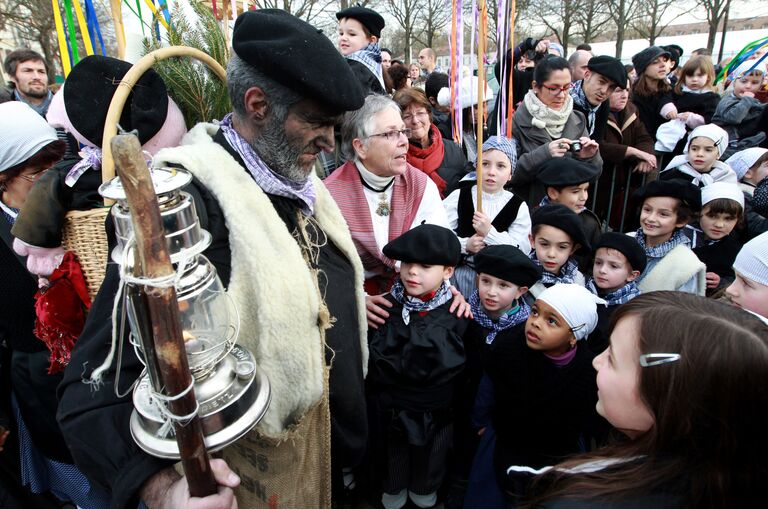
[325,95,459,326]
[512,56,602,205]
[393,88,468,198]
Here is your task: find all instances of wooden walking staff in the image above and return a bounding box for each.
[475,0,488,213]
[111,133,217,498]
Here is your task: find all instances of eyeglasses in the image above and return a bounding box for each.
[366,128,412,141]
[639,353,681,367]
[540,83,572,96]
[402,111,430,123]
[18,169,48,182]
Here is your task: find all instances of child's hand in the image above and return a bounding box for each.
[466,234,486,254]
[0,426,9,452]
[477,427,486,436]
[472,211,492,237]
[706,272,721,289]
[741,91,755,98]
[366,293,393,329]
[575,137,599,160]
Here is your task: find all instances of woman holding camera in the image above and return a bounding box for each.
[511,56,602,206]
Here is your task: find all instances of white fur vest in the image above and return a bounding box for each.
[154,123,368,435]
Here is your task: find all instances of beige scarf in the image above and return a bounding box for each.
[523,89,574,138]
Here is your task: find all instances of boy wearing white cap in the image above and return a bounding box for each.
[687,182,745,295]
[726,231,768,318]
[482,283,605,499]
[725,147,768,197]
[659,124,737,186]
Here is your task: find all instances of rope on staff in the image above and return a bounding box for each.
[476,0,488,213]
[52,0,72,76]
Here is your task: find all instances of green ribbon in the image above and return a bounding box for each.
[63,0,80,64]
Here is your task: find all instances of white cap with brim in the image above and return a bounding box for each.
[725,147,768,180]
[701,182,745,208]
[537,283,606,341]
[733,231,768,287]
[0,102,58,173]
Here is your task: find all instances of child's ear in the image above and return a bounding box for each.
[546,187,558,200]
[443,266,455,279]
[570,243,581,255]
[517,286,529,299]
[529,233,535,246]
[627,270,641,282]
[570,337,577,349]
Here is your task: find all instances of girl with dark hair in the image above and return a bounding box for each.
[525,291,767,509]
[511,56,602,205]
[630,47,676,139]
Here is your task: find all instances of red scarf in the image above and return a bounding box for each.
[407,124,447,197]
[325,161,428,293]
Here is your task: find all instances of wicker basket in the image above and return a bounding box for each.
[60,46,227,299]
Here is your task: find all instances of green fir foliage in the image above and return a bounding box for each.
[143,2,230,127]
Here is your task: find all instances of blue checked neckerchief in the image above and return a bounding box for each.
[390,279,453,325]
[218,113,316,215]
[586,278,640,306]
[345,43,385,90]
[634,228,690,260]
[529,251,581,285]
[469,290,530,344]
[569,80,599,136]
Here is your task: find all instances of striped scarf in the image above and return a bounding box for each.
[529,251,581,285]
[586,278,640,306]
[390,280,453,325]
[324,160,428,275]
[469,290,530,344]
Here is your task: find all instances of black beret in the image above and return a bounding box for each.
[233,10,365,113]
[531,204,591,253]
[633,179,702,212]
[632,46,671,77]
[587,55,628,88]
[383,224,461,266]
[63,55,168,147]
[537,158,601,188]
[474,245,541,288]
[336,6,385,38]
[595,232,647,273]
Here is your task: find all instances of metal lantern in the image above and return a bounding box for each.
[100,167,270,459]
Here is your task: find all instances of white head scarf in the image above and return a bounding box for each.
[725,147,768,180]
[684,124,729,159]
[733,231,768,287]
[662,124,737,186]
[0,102,58,173]
[701,182,745,208]
[537,284,607,340]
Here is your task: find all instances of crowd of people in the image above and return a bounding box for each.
[1,5,767,509]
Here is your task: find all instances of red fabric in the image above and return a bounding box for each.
[33,251,91,374]
[407,124,448,197]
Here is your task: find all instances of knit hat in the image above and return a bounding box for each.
[335,6,385,38]
[684,124,729,159]
[0,102,58,173]
[437,75,494,110]
[632,46,671,77]
[733,231,768,287]
[595,232,647,273]
[537,284,606,340]
[383,224,461,266]
[725,147,768,180]
[482,136,517,170]
[474,245,541,288]
[701,181,745,209]
[587,55,628,89]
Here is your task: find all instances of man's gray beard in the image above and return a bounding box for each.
[247,119,309,183]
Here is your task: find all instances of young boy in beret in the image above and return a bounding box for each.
[367,224,467,509]
[631,179,706,295]
[586,232,646,353]
[527,204,590,300]
[336,6,386,95]
[535,157,602,272]
[457,245,541,508]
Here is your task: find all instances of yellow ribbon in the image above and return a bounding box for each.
[72,0,95,56]
[142,0,170,31]
[52,0,72,76]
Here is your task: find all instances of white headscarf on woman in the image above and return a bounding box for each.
[0,102,58,173]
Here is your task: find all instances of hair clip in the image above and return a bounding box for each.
[570,323,586,333]
[639,353,681,367]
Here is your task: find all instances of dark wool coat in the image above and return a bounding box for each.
[630,90,673,139]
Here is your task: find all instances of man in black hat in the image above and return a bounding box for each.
[569,55,628,143]
[57,9,369,509]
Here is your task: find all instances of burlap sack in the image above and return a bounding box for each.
[220,368,332,509]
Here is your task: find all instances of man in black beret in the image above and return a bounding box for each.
[57,9,370,509]
[569,54,627,143]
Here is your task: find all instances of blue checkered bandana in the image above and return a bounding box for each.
[469,290,530,344]
[390,279,453,325]
[586,278,640,306]
[529,250,581,285]
[345,43,385,90]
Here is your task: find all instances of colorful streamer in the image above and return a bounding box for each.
[52,0,72,75]
[142,0,170,31]
[63,0,80,64]
[716,36,768,84]
[475,0,488,212]
[71,0,95,56]
[84,0,106,55]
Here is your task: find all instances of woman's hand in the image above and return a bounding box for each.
[472,211,492,237]
[465,234,487,254]
[548,138,571,158]
[448,287,473,319]
[706,272,721,289]
[633,161,655,174]
[574,137,599,160]
[627,147,657,168]
[366,293,393,329]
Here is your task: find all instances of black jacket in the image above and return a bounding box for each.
[631,90,673,139]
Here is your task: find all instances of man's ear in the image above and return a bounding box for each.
[243,86,269,121]
[428,96,438,107]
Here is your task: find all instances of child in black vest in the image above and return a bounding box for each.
[535,157,601,272]
[367,224,467,509]
[444,136,531,297]
[586,232,646,354]
[527,204,590,300]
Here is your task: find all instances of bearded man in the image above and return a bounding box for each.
[57,10,369,509]
[3,49,52,116]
